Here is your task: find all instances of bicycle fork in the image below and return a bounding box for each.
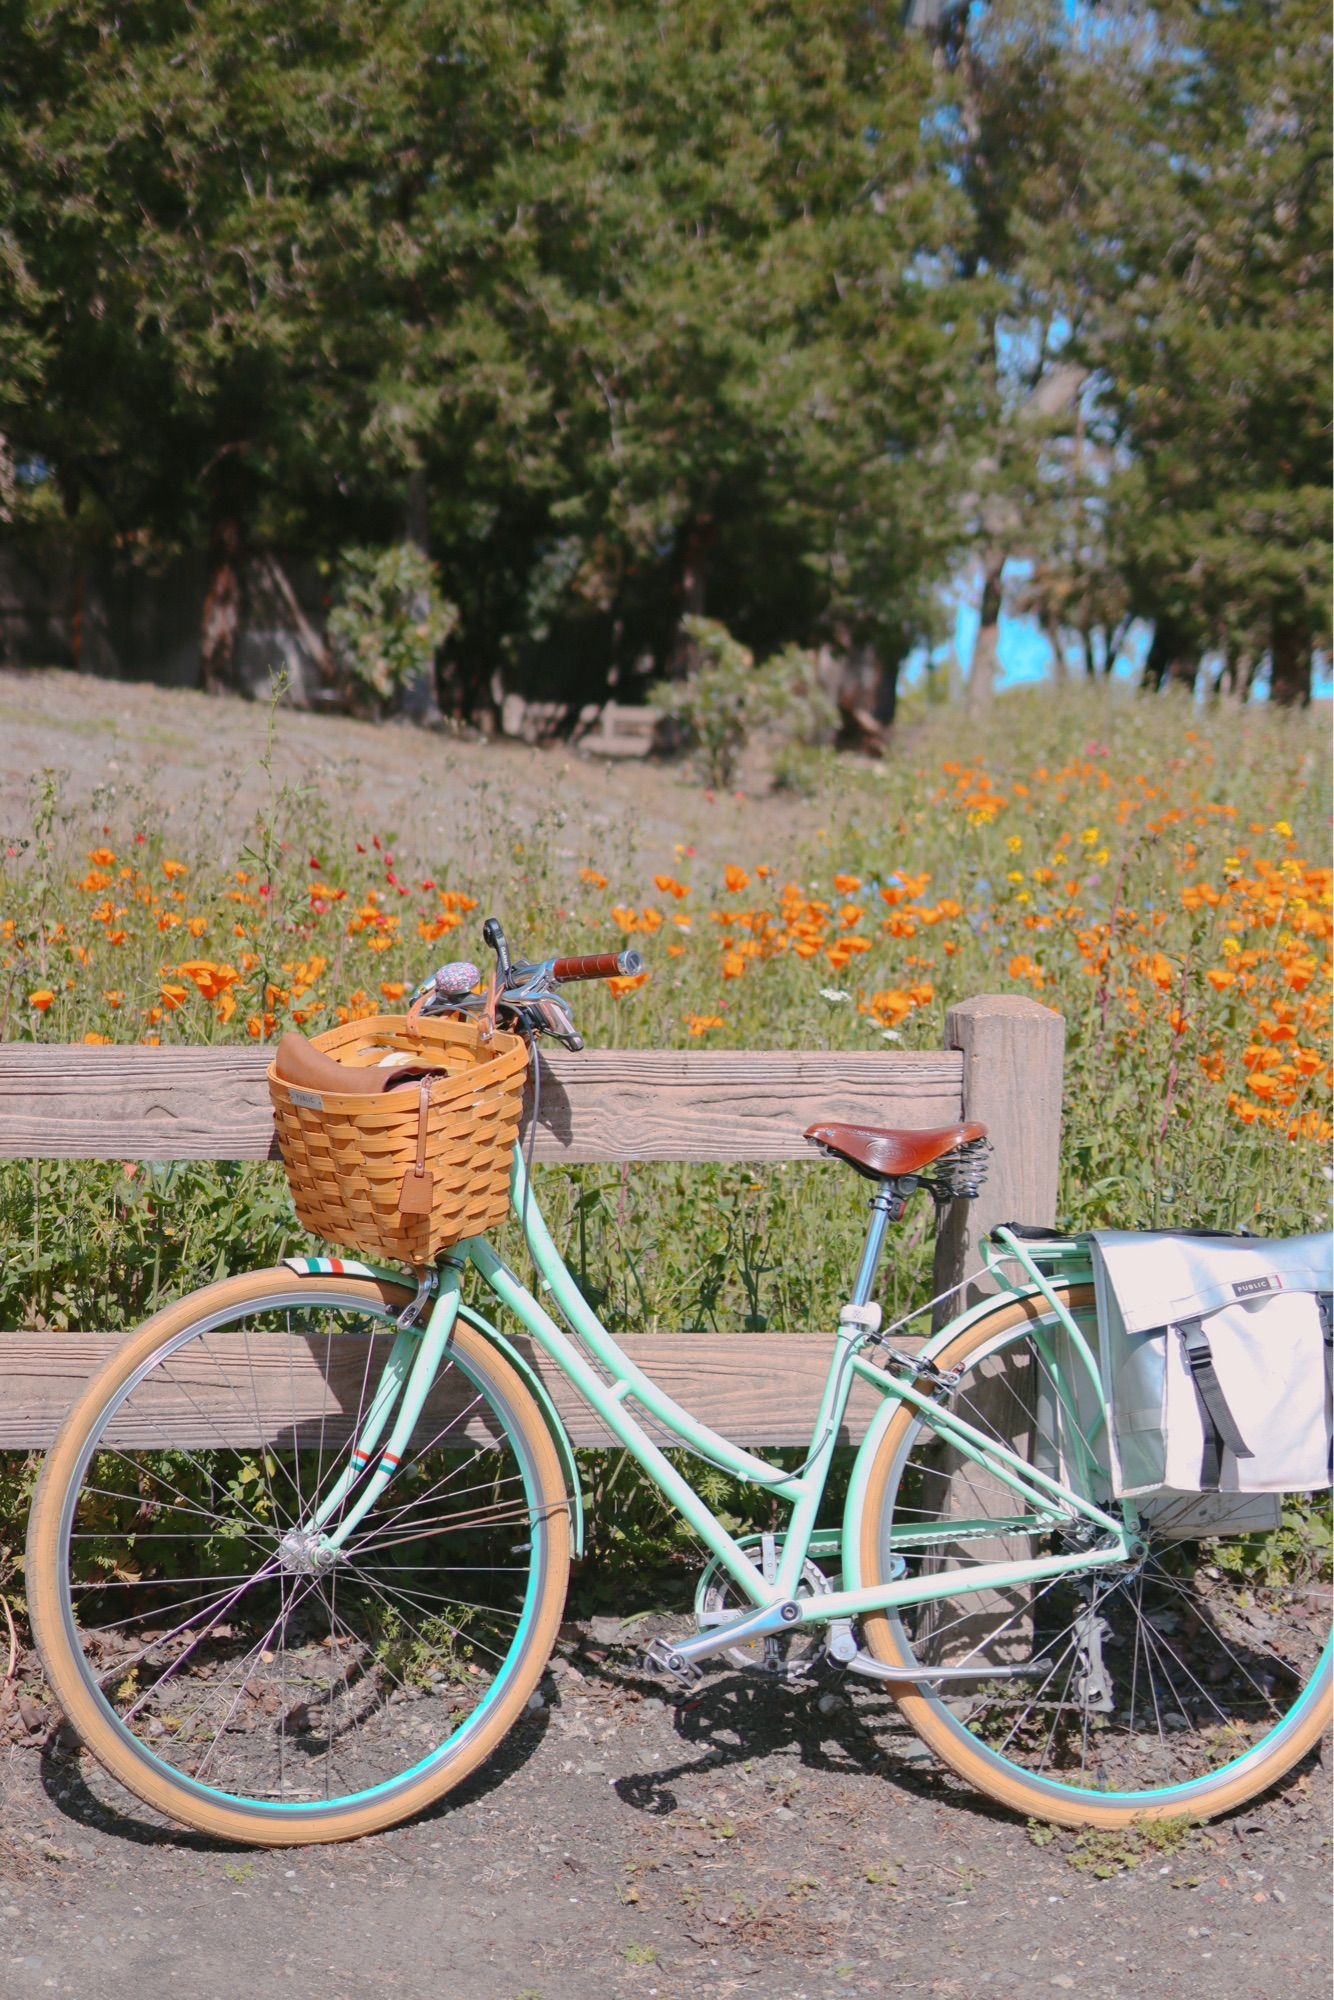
[276,1267,460,1575]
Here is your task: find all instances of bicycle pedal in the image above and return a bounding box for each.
[643,1637,702,1689]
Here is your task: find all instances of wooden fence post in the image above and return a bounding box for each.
[931,993,1066,1323]
[927,995,1066,1657]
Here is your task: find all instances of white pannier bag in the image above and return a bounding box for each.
[1090,1230,1333,1506]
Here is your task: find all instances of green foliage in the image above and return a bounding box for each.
[0,0,1328,705]
[1209,1503,1333,1591]
[650,619,759,790]
[1092,0,1332,699]
[651,621,838,789]
[328,544,458,713]
[757,646,839,752]
[1066,1818,1196,1878]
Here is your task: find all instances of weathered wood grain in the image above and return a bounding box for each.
[0,1044,964,1164]
[0,1006,1064,1450]
[0,1329,917,1449]
[931,994,1066,1320]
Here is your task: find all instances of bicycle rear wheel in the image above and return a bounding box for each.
[28,1269,571,1845]
[857,1286,1332,1826]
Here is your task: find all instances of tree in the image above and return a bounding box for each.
[380,0,981,717]
[914,0,1152,713]
[1092,0,1332,705]
[3,3,405,686]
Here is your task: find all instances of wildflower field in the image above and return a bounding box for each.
[1,684,1329,1572]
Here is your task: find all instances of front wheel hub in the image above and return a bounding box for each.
[277,1528,345,1575]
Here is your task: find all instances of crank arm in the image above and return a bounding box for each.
[649,1597,801,1677]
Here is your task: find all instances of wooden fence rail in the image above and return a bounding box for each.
[0,994,1064,1445]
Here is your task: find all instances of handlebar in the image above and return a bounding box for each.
[550,950,644,983]
[413,922,646,1049]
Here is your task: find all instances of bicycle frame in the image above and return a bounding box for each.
[311,1155,1134,1653]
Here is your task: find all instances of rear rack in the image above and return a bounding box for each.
[983,1223,1092,1297]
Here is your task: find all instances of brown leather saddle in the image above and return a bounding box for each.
[805,1119,987,1181]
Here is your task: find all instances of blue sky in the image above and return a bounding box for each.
[905,560,1332,700]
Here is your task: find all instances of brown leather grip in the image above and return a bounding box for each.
[551,952,634,982]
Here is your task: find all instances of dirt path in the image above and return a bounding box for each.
[2,1616,1330,2000]
[0,667,828,885]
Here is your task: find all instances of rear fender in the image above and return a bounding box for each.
[841,1276,1089,1593]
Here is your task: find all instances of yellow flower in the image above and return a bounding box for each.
[1005,836,1024,854]
[1080,828,1100,846]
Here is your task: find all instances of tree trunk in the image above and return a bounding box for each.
[1079,621,1097,679]
[665,514,716,680]
[1269,607,1311,708]
[200,512,244,694]
[1141,614,1195,694]
[398,468,444,725]
[1212,643,1254,703]
[1040,612,1068,687]
[871,647,904,732]
[966,549,1005,717]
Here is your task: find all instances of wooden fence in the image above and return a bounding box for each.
[0,994,1064,1447]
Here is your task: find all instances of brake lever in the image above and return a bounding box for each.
[523,995,584,1052]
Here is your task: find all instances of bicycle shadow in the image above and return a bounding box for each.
[33,1694,557,1853]
[569,1640,1009,1824]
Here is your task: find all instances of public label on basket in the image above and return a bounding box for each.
[288,1088,324,1111]
[398,1166,435,1216]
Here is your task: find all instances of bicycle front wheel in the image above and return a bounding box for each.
[857,1286,1332,1827]
[28,1268,571,1845]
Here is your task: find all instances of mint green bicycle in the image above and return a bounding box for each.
[27,921,1333,1845]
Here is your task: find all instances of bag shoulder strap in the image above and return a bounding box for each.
[1177,1318,1255,1490]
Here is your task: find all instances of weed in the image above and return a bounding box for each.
[1065,1817,1197,1877]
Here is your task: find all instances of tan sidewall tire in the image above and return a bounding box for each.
[858,1285,1333,1829]
[28,1268,571,1847]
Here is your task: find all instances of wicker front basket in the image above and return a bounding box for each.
[267,1013,529,1264]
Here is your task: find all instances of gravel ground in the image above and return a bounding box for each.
[1,1614,1330,2000]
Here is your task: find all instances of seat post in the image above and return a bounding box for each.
[849,1185,904,1307]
